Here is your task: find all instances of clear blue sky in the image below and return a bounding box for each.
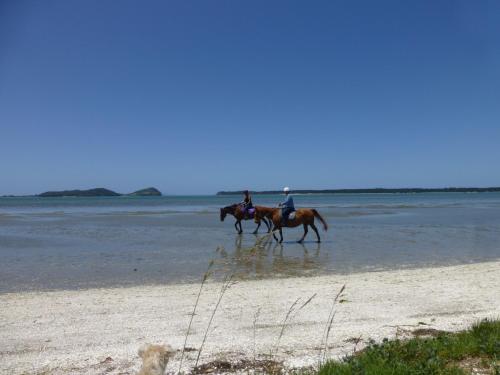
[1,1,499,195]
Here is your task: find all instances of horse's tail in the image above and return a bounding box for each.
[312,209,328,231]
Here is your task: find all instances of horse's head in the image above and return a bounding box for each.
[220,207,227,221]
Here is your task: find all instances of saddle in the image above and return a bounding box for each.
[239,206,255,219]
[281,211,296,221]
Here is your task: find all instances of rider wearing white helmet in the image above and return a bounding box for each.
[279,187,295,225]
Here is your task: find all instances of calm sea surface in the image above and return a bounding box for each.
[1,193,499,292]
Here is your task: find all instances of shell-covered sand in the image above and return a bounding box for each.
[1,261,499,374]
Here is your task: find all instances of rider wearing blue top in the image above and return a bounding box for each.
[279,187,295,225]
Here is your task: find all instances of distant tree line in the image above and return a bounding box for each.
[216,187,500,195]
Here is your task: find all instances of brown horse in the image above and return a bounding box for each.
[254,206,328,243]
[220,204,271,234]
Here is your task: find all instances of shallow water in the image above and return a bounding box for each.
[1,193,499,292]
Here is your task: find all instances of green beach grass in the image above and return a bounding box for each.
[317,319,500,375]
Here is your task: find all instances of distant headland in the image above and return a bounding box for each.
[216,187,500,195]
[127,187,162,196]
[37,187,162,197]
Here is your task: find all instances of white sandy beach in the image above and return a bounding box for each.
[1,261,499,374]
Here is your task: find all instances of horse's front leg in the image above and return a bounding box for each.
[238,221,243,234]
[252,220,260,235]
[235,220,243,234]
[279,228,283,243]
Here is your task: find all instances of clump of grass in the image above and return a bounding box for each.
[192,358,283,374]
[318,318,500,375]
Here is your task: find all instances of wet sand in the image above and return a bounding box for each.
[1,261,499,374]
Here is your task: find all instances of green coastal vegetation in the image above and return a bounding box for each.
[217,187,500,195]
[128,187,162,196]
[317,319,499,375]
[38,188,121,197]
[37,187,162,197]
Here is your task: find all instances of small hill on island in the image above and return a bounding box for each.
[38,187,162,197]
[128,187,162,196]
[38,188,120,197]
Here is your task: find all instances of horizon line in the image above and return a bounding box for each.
[2,185,500,197]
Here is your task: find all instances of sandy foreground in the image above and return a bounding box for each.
[1,261,499,375]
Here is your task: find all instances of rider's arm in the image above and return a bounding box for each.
[281,195,290,208]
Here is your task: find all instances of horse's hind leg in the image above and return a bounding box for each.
[264,218,271,233]
[271,225,279,242]
[279,228,283,243]
[298,224,308,243]
[234,221,239,233]
[311,223,321,243]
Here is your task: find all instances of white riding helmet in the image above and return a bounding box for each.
[283,187,290,193]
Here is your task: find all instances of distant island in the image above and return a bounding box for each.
[38,187,162,197]
[128,187,162,196]
[216,187,500,195]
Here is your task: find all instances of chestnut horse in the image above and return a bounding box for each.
[254,206,328,243]
[220,204,271,234]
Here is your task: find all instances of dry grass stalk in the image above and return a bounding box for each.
[273,293,316,357]
[178,260,214,374]
[253,307,262,365]
[194,273,235,367]
[298,293,317,312]
[321,284,346,363]
[274,297,301,356]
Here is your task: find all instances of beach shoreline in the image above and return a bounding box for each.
[1,260,499,374]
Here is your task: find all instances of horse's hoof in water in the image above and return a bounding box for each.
[252,231,257,235]
[297,240,304,243]
[316,240,321,243]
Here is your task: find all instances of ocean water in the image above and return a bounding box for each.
[1,193,499,292]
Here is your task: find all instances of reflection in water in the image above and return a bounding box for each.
[214,234,327,281]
